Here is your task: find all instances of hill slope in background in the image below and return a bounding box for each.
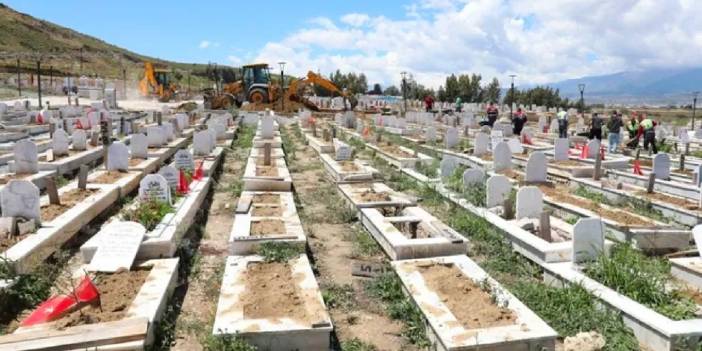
[0,3,214,80]
[545,67,702,105]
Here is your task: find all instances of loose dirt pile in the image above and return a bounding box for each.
[419,263,516,329]
[253,193,280,204]
[540,186,651,226]
[250,219,286,236]
[358,189,391,202]
[56,268,151,329]
[41,188,98,222]
[92,171,128,184]
[256,165,279,177]
[242,261,313,323]
[563,331,606,351]
[252,205,283,217]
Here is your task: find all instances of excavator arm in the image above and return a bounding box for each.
[287,71,358,110]
[139,62,158,97]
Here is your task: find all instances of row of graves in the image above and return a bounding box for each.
[0,107,236,349]
[332,109,702,350]
[302,113,560,350]
[211,114,334,350]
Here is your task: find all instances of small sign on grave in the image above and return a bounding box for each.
[88,221,146,272]
[351,260,392,278]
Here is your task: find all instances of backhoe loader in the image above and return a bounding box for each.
[139,62,178,102]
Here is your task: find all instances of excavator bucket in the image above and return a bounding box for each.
[288,94,320,111]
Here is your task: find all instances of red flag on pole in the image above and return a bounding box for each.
[178,169,190,194]
[633,160,644,175]
[193,161,204,181]
[36,112,44,125]
[20,275,99,326]
[580,144,589,159]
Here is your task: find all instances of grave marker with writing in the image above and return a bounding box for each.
[88,221,146,272]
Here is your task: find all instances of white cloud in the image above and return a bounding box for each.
[199,40,220,49]
[341,13,370,27]
[252,0,702,89]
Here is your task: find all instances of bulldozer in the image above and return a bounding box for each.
[203,63,357,111]
[139,61,178,102]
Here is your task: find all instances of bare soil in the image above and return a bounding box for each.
[242,261,314,323]
[128,158,145,166]
[340,161,360,172]
[253,193,280,204]
[479,154,493,161]
[41,188,98,222]
[380,145,413,158]
[250,219,286,235]
[0,232,30,251]
[499,169,524,182]
[56,268,151,329]
[39,149,82,162]
[540,185,651,226]
[419,263,516,329]
[550,160,586,167]
[256,165,278,177]
[287,125,416,350]
[92,171,127,184]
[393,221,432,239]
[251,205,283,217]
[357,189,391,202]
[0,173,29,184]
[636,191,699,210]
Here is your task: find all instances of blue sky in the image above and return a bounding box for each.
[4,0,700,88]
[3,0,409,65]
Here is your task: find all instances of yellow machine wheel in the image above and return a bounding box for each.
[250,92,265,103]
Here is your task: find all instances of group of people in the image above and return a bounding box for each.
[422,95,660,155]
[587,111,658,153]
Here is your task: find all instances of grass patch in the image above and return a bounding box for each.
[415,159,439,178]
[341,338,378,351]
[322,283,356,310]
[626,198,668,223]
[511,282,639,351]
[233,125,256,149]
[122,200,173,231]
[584,243,696,320]
[573,185,610,205]
[204,334,258,351]
[366,273,430,348]
[257,242,302,263]
[351,228,382,258]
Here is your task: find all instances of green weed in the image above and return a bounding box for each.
[204,333,258,351]
[340,338,377,351]
[351,228,382,258]
[322,283,356,310]
[122,200,173,231]
[257,242,302,263]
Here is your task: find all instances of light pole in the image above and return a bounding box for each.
[278,61,286,112]
[578,83,586,115]
[692,91,700,130]
[509,74,517,118]
[400,71,408,116]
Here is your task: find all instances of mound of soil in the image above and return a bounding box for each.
[256,166,279,177]
[92,171,127,184]
[42,188,98,222]
[253,193,280,204]
[56,268,151,329]
[419,263,516,329]
[242,262,313,323]
[358,190,391,202]
[251,219,286,236]
[252,205,283,217]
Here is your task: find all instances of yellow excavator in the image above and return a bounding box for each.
[139,62,178,102]
[203,63,357,111]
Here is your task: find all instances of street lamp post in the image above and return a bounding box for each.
[400,71,408,116]
[278,62,286,112]
[693,91,700,130]
[509,74,517,118]
[578,83,586,115]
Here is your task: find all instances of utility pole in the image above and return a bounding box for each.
[123,68,127,100]
[16,58,21,97]
[401,71,408,116]
[693,91,700,130]
[279,62,286,111]
[79,48,83,74]
[578,83,586,114]
[509,74,517,118]
[37,60,42,108]
[49,65,53,90]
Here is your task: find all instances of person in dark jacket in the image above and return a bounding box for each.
[589,113,603,140]
[606,111,623,153]
[557,111,568,138]
[512,108,528,135]
[480,103,499,127]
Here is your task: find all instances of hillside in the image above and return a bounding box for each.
[0,3,216,81]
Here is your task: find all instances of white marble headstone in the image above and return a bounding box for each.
[652,153,670,180]
[13,140,38,174]
[586,139,600,159]
[425,126,436,143]
[507,138,524,154]
[131,134,148,159]
[516,186,543,220]
[474,132,489,156]
[158,165,179,191]
[193,130,214,156]
[492,142,512,172]
[440,157,458,178]
[0,180,41,222]
[174,149,195,171]
[72,129,87,151]
[88,221,146,273]
[462,169,485,188]
[572,218,605,263]
[139,174,171,204]
[445,128,459,149]
[554,138,570,161]
[162,124,175,142]
[52,129,70,156]
[486,175,511,208]
[147,126,165,147]
[333,139,352,161]
[106,142,129,171]
[525,152,548,183]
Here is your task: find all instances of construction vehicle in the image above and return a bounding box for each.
[203,63,357,111]
[139,61,178,102]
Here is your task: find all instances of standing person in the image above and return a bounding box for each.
[625,112,640,149]
[640,114,657,153]
[424,95,434,112]
[557,110,569,138]
[512,107,528,135]
[606,110,623,153]
[455,97,462,113]
[589,113,603,140]
[481,102,499,127]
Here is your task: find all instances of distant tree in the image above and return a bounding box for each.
[483,78,501,103]
[383,85,400,96]
[370,83,383,95]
